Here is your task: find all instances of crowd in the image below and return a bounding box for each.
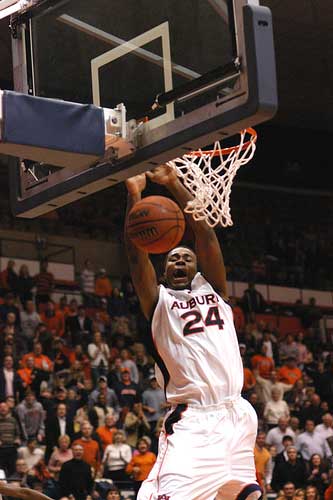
[0,257,331,500]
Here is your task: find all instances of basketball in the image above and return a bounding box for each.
[127,196,185,254]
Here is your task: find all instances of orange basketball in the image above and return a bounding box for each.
[127,196,185,254]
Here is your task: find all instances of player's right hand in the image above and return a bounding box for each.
[125,173,146,195]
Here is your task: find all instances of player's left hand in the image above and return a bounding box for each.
[146,164,178,186]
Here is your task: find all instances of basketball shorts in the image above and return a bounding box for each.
[137,396,261,500]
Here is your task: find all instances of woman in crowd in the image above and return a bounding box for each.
[102,430,132,487]
[47,435,73,480]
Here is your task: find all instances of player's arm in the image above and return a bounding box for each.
[0,484,53,500]
[147,165,228,299]
[125,174,159,319]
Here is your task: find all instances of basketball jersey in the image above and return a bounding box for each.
[151,272,243,406]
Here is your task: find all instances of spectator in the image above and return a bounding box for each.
[47,434,73,479]
[68,344,91,381]
[34,323,53,358]
[241,282,266,319]
[296,419,332,461]
[243,366,256,397]
[277,357,302,385]
[52,338,70,374]
[295,333,308,367]
[254,431,272,492]
[279,335,299,364]
[58,443,94,500]
[95,298,112,335]
[17,438,44,472]
[114,368,141,412]
[34,259,54,308]
[66,304,93,348]
[306,453,330,494]
[301,298,322,329]
[102,430,132,484]
[16,391,45,443]
[17,356,36,393]
[16,265,34,306]
[275,436,299,465]
[40,300,65,338]
[108,287,128,319]
[315,413,333,440]
[276,482,296,500]
[0,292,20,327]
[124,401,150,448]
[271,446,307,491]
[266,417,296,453]
[0,401,21,474]
[88,331,110,385]
[304,486,320,500]
[229,296,245,332]
[251,344,275,380]
[142,375,166,434]
[81,259,96,307]
[20,301,41,350]
[264,388,290,428]
[45,402,74,460]
[0,261,18,297]
[88,376,120,415]
[73,421,101,475]
[0,355,22,402]
[301,394,325,426]
[7,458,28,486]
[120,349,139,384]
[254,369,292,404]
[126,438,156,496]
[89,393,116,429]
[95,268,112,302]
[96,413,118,451]
[22,342,53,373]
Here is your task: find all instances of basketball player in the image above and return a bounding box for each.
[0,483,52,500]
[125,165,261,500]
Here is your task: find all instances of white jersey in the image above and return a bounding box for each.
[151,272,243,406]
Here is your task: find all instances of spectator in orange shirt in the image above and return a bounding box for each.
[21,342,53,372]
[251,344,275,380]
[243,367,256,397]
[95,269,112,301]
[40,300,65,337]
[17,356,35,389]
[230,297,245,332]
[277,356,302,385]
[96,413,118,451]
[73,421,101,476]
[126,438,156,496]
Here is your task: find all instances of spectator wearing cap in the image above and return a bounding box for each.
[20,301,41,350]
[120,348,139,385]
[89,376,120,415]
[277,356,302,385]
[40,300,65,337]
[296,419,332,461]
[114,368,141,411]
[34,259,55,309]
[65,304,93,348]
[95,268,112,303]
[88,331,110,386]
[142,375,166,434]
[124,401,150,448]
[58,443,94,500]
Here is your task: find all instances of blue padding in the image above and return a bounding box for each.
[2,90,105,157]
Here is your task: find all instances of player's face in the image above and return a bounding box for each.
[165,247,197,290]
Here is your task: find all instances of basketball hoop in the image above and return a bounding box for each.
[167,128,257,228]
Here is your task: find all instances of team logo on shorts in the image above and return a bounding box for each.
[158,496,170,500]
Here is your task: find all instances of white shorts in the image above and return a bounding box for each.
[138,396,261,500]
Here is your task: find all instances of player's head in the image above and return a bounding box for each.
[164,246,197,290]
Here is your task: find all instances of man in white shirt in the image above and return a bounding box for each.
[17,438,44,472]
[266,417,296,453]
[297,419,332,461]
[0,355,21,401]
[315,413,333,440]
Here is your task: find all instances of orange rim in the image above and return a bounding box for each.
[187,127,257,157]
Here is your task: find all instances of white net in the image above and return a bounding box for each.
[167,128,257,228]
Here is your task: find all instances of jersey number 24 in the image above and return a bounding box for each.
[181,306,224,336]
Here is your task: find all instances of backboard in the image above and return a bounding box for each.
[6,0,277,217]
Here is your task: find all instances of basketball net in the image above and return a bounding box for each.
[167,128,257,228]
